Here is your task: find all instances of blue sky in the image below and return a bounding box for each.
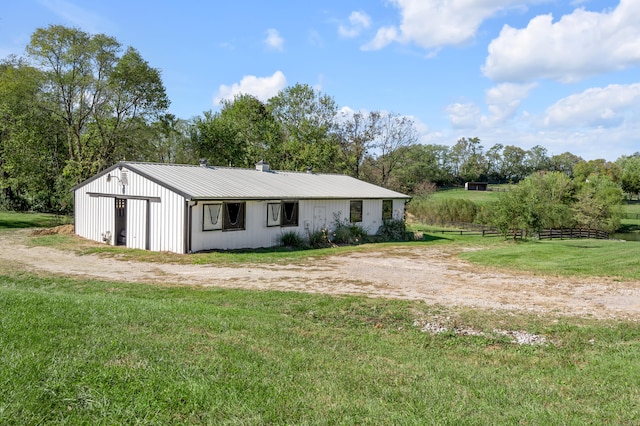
[1,0,639,161]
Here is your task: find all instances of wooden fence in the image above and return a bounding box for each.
[537,228,609,240]
[431,222,523,239]
[428,222,607,240]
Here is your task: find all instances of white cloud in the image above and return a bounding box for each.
[541,83,640,128]
[362,0,522,51]
[39,0,114,34]
[214,71,287,105]
[483,82,537,125]
[444,84,536,130]
[338,11,371,38]
[264,28,284,51]
[362,26,399,51]
[483,0,640,82]
[445,102,481,129]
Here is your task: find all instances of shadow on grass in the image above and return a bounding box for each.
[420,234,449,243]
[0,212,71,230]
[196,234,449,255]
[0,220,48,229]
[617,223,640,233]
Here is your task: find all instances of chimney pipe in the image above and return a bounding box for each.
[256,160,270,172]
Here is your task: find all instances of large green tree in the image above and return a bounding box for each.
[572,159,621,184]
[387,144,454,193]
[524,145,550,175]
[501,145,527,183]
[0,58,67,211]
[150,114,196,164]
[485,143,505,183]
[450,137,486,183]
[267,84,339,172]
[191,94,281,168]
[335,110,381,178]
[26,25,168,183]
[549,152,583,177]
[490,171,575,237]
[573,175,623,232]
[616,155,640,198]
[369,113,418,187]
[190,110,244,167]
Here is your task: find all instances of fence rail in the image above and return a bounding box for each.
[623,213,640,220]
[425,222,608,240]
[537,228,609,240]
[430,222,523,239]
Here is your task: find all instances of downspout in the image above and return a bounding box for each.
[145,199,150,250]
[185,201,191,254]
[186,200,197,254]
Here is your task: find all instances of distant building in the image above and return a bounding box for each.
[465,182,488,191]
[72,161,410,253]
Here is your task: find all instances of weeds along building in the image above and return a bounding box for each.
[72,161,410,253]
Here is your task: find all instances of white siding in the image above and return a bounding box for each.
[361,199,381,233]
[74,167,186,254]
[126,199,147,250]
[74,191,114,244]
[190,200,282,251]
[188,198,396,251]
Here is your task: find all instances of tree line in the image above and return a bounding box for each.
[2,25,640,213]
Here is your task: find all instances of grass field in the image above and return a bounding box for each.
[427,186,508,204]
[460,238,640,280]
[0,211,71,229]
[2,211,640,423]
[620,202,640,233]
[1,273,639,424]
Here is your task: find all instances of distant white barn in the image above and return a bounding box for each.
[72,161,410,253]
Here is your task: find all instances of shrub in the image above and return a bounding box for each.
[280,231,305,248]
[376,219,407,241]
[307,229,332,248]
[332,225,353,244]
[328,213,367,245]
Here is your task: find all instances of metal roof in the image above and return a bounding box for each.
[118,162,410,200]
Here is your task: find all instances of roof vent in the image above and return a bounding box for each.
[199,158,208,167]
[256,160,270,172]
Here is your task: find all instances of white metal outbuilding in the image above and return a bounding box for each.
[72,161,410,253]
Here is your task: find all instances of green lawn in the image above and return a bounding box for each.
[0,211,71,229]
[460,238,640,280]
[1,273,639,424]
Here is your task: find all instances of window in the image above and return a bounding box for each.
[267,203,281,227]
[223,202,245,230]
[203,203,222,231]
[281,201,299,227]
[382,199,393,221]
[267,201,299,227]
[350,200,363,223]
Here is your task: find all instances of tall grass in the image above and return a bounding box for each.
[409,197,486,225]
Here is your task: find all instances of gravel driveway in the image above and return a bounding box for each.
[2,230,639,320]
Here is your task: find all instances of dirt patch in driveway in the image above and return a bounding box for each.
[1,230,639,320]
